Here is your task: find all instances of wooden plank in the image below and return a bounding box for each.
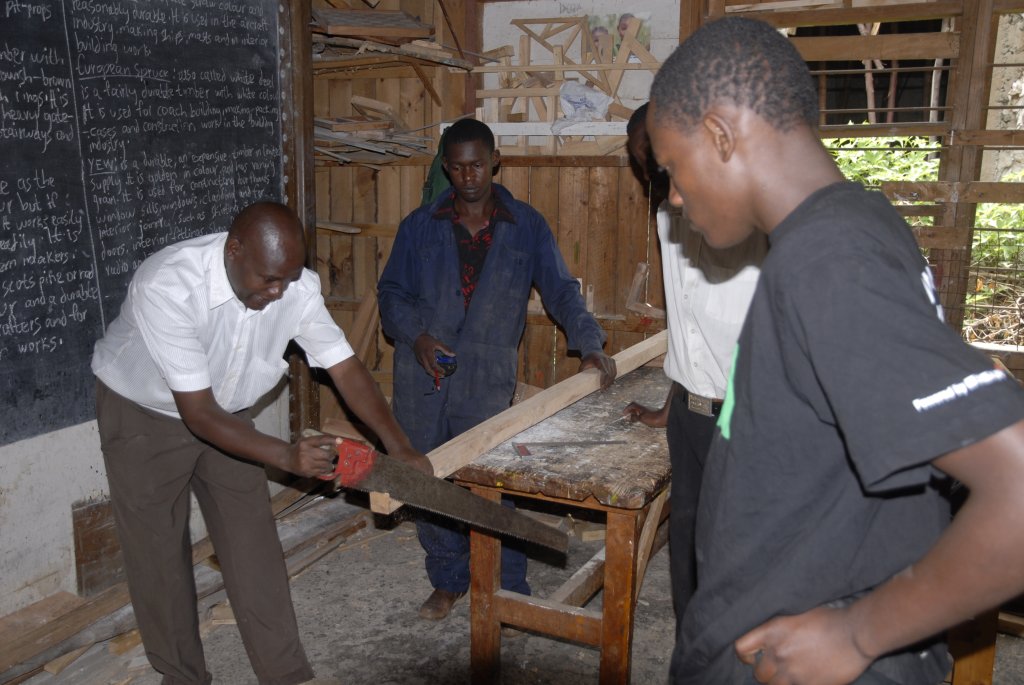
[557,166,588,277]
[617,166,653,316]
[734,1,964,28]
[933,0,994,330]
[881,181,1024,204]
[314,8,433,38]
[791,32,960,62]
[315,115,394,132]
[469,488,503,683]
[634,489,669,599]
[0,485,311,677]
[43,644,92,675]
[955,129,1024,146]
[473,63,657,74]
[348,290,380,364]
[819,122,949,138]
[950,609,998,685]
[587,166,618,317]
[520,321,556,390]
[491,589,603,645]
[910,225,973,250]
[500,156,630,168]
[0,584,131,676]
[998,610,1024,637]
[552,325,577,385]
[316,65,421,81]
[528,166,560,226]
[72,499,125,597]
[497,165,529,199]
[601,509,639,681]
[0,593,85,658]
[548,546,605,607]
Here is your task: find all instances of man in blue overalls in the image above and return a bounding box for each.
[379,118,617,620]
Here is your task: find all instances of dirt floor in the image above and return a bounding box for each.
[18,495,1024,684]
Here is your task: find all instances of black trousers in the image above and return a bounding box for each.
[95,381,314,685]
[666,383,717,636]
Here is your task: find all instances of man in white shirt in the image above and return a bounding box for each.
[92,202,430,685]
[622,104,766,628]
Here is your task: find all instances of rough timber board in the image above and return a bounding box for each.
[315,8,433,38]
[0,592,86,659]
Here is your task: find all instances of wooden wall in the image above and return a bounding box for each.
[309,0,1024,425]
[311,151,666,420]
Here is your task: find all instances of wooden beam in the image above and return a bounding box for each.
[819,122,949,138]
[954,129,1024,146]
[348,290,380,364]
[792,32,960,62]
[736,1,964,28]
[286,0,320,439]
[549,547,606,607]
[369,331,667,514]
[881,181,1024,204]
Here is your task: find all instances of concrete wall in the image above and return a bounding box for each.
[982,13,1024,182]
[0,388,290,617]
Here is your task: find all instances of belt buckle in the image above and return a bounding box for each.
[687,392,714,417]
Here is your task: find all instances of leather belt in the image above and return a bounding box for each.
[681,388,723,417]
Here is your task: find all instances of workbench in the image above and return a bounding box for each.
[453,366,671,684]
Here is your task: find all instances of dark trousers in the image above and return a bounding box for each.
[410,408,530,596]
[666,384,717,635]
[95,381,314,685]
[416,497,531,595]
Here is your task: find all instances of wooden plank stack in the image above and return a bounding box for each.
[314,96,431,167]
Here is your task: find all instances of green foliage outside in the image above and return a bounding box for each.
[825,135,940,188]
[823,135,1024,341]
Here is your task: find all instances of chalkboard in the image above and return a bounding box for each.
[0,0,285,445]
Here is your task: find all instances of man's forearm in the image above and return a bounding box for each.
[328,356,417,457]
[846,420,1024,660]
[178,398,292,469]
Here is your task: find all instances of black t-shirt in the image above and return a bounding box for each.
[671,182,1024,684]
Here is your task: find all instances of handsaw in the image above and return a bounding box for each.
[318,436,568,554]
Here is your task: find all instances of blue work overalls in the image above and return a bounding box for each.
[379,184,606,594]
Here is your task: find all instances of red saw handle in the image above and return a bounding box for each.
[317,438,378,486]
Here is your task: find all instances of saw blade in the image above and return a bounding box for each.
[330,443,568,554]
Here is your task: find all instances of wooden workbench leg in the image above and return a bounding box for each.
[469,486,502,684]
[600,509,641,685]
[949,609,997,685]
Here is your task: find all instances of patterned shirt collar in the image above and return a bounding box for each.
[433,187,516,226]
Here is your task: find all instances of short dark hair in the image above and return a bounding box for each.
[442,118,495,156]
[650,17,818,133]
[627,103,648,136]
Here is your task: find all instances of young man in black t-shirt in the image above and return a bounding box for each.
[648,17,1024,685]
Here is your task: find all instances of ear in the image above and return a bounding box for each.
[491,148,501,171]
[702,112,736,163]
[224,236,242,261]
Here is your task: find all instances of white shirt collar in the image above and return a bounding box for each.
[208,235,238,311]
